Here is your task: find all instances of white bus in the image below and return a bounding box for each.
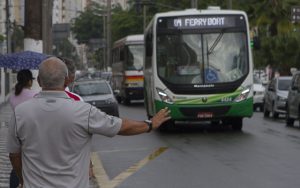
[144,8,253,130]
[111,34,144,104]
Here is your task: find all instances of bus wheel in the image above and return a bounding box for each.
[231,118,243,131]
[159,119,174,132]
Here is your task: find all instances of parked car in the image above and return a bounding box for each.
[263,76,292,118]
[286,71,300,126]
[71,79,119,117]
[253,76,265,111]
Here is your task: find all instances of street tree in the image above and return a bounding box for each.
[52,38,81,69]
[111,4,143,42]
[0,34,5,43]
[248,0,300,72]
[71,2,104,44]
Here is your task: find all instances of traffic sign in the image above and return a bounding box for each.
[291,6,300,23]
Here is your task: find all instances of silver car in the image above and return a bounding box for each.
[72,79,119,117]
[263,76,292,118]
[286,71,300,126]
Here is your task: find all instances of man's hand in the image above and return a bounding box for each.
[118,107,171,135]
[151,107,171,130]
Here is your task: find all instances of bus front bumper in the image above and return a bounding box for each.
[155,98,253,120]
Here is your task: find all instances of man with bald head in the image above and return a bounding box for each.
[7,57,170,188]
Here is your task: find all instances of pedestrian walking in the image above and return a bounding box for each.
[6,57,170,188]
[8,69,38,188]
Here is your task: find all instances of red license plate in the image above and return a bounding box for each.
[197,112,213,118]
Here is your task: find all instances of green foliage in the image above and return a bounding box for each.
[53,38,82,69]
[71,2,104,44]
[112,7,143,42]
[254,33,300,74]
[89,48,105,70]
[0,34,4,43]
[248,0,300,73]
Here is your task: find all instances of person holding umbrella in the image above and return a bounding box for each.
[8,69,38,188]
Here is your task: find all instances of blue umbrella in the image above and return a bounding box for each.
[0,51,50,70]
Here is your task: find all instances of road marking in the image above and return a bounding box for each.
[91,147,168,188]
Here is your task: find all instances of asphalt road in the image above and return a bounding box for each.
[91,102,300,188]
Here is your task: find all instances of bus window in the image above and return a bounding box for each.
[145,27,153,69]
[126,45,144,70]
[120,47,125,61]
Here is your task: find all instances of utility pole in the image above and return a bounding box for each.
[191,0,198,8]
[2,0,12,102]
[42,0,53,54]
[227,0,232,9]
[103,14,106,70]
[106,0,111,71]
[143,4,147,32]
[5,0,11,54]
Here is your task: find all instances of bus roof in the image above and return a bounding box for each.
[153,8,247,18]
[113,34,144,47]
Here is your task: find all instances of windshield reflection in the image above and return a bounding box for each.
[126,45,144,70]
[157,32,248,85]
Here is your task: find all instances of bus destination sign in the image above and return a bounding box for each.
[158,15,245,30]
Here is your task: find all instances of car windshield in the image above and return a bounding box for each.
[73,82,111,96]
[278,79,291,91]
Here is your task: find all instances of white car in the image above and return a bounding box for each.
[253,76,265,111]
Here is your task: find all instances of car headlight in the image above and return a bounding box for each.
[235,86,251,102]
[105,98,115,104]
[156,88,173,104]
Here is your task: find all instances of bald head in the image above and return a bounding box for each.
[38,57,68,90]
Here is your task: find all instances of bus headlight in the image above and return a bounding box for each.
[156,88,173,104]
[234,86,251,102]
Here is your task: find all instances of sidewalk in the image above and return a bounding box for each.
[0,101,99,188]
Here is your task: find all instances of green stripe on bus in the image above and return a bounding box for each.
[154,98,253,119]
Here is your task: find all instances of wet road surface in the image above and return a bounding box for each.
[91,103,300,188]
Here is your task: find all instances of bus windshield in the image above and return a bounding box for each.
[157,32,248,85]
[126,45,144,70]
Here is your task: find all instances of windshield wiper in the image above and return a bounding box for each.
[208,32,224,55]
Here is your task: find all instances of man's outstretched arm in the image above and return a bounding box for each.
[118,107,171,135]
